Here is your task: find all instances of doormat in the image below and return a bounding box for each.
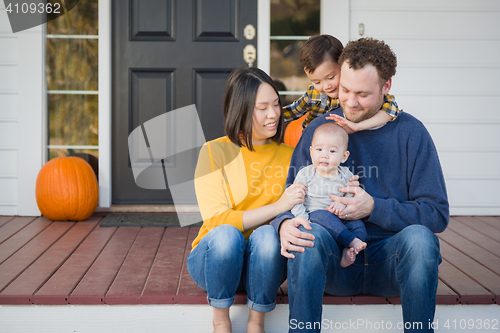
[99,214,203,227]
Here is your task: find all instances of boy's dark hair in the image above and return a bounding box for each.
[223,67,285,151]
[338,37,397,87]
[299,35,344,74]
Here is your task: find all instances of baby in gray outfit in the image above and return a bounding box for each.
[291,122,366,267]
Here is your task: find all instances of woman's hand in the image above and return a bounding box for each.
[276,183,306,213]
[242,183,306,231]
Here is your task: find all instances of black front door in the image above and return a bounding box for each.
[112,0,258,203]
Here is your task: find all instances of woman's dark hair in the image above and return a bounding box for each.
[299,34,344,74]
[223,67,285,151]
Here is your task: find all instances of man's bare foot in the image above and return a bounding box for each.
[340,247,356,267]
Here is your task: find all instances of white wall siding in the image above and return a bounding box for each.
[0,37,17,62]
[0,66,17,90]
[0,94,17,118]
[0,5,44,216]
[334,0,500,215]
[0,150,17,174]
[0,122,17,147]
[0,6,18,215]
[0,10,12,33]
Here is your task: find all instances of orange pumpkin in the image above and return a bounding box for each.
[36,155,98,221]
[284,114,307,148]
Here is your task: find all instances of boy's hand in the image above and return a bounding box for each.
[325,114,360,133]
[326,201,346,215]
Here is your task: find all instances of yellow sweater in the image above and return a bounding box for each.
[192,136,294,249]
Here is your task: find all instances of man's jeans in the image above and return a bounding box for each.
[287,223,441,333]
[187,224,287,312]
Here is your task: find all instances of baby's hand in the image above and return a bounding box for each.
[325,114,360,134]
[327,201,346,215]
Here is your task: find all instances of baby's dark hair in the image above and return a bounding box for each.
[338,37,397,87]
[299,35,344,74]
[312,122,349,150]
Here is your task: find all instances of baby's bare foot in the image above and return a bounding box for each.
[340,247,356,267]
[349,238,367,254]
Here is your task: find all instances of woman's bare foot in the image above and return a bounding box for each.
[213,307,232,333]
[340,247,356,267]
[247,309,266,333]
[213,322,232,333]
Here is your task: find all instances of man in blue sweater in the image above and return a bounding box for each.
[271,38,449,332]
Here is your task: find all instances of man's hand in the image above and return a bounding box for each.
[330,185,374,220]
[346,174,360,187]
[279,217,315,259]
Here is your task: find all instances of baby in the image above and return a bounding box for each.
[291,122,366,267]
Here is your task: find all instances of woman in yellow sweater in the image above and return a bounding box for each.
[187,67,306,333]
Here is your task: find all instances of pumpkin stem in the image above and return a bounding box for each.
[57,151,65,158]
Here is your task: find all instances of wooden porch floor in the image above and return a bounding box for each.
[0,215,498,306]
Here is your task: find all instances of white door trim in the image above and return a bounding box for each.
[16,26,45,215]
[98,0,112,207]
[257,0,270,74]
[321,0,350,45]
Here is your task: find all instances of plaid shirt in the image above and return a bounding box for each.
[283,84,401,129]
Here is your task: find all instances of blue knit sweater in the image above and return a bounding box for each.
[271,108,449,237]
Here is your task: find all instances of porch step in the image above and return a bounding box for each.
[0,216,498,306]
[0,304,499,333]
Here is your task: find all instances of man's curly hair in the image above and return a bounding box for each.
[338,38,397,87]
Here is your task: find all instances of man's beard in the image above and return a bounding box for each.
[340,94,384,123]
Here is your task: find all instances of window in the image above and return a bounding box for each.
[46,0,98,177]
[270,0,320,105]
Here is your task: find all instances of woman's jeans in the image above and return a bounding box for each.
[287,223,441,333]
[187,224,287,312]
